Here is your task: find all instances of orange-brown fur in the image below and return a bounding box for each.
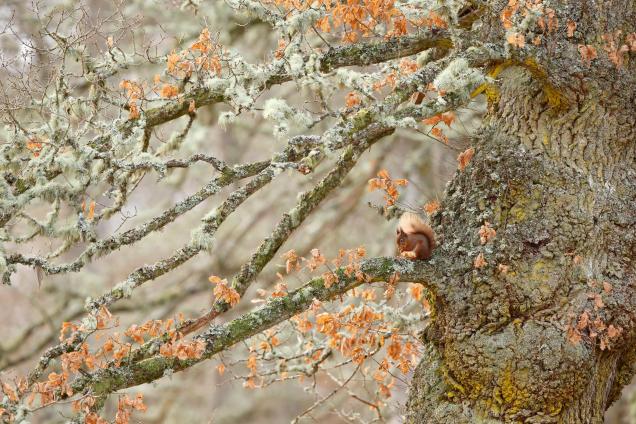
[396,212,436,260]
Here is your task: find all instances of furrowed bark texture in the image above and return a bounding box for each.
[406,1,636,423]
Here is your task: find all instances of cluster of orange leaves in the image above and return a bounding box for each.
[242,329,283,388]
[281,246,367,289]
[579,31,636,68]
[308,288,420,397]
[208,275,241,307]
[244,245,427,401]
[423,112,455,144]
[368,169,408,208]
[25,137,43,158]
[268,0,409,42]
[285,249,421,377]
[119,79,144,119]
[0,378,26,420]
[473,220,497,270]
[73,393,146,424]
[423,200,441,215]
[600,30,636,68]
[345,92,362,109]
[474,252,487,269]
[501,0,558,48]
[114,394,147,424]
[123,317,206,361]
[478,221,496,245]
[567,280,623,350]
[80,198,96,221]
[166,28,222,79]
[372,57,418,93]
[414,10,448,30]
[119,28,222,119]
[15,306,204,422]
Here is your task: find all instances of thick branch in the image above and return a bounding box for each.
[133,31,451,130]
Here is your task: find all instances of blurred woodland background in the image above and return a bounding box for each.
[0,0,634,423]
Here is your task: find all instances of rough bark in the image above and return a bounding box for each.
[406,1,636,422]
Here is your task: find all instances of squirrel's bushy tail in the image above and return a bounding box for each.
[398,212,436,250]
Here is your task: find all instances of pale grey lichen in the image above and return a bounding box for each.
[225,84,253,108]
[282,8,320,36]
[204,77,230,92]
[218,111,237,130]
[433,58,485,101]
[263,98,312,138]
[190,227,215,252]
[80,314,98,332]
[287,52,305,77]
[117,278,136,299]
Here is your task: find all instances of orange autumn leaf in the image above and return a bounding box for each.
[500,0,519,29]
[217,363,226,375]
[322,271,338,288]
[368,170,407,208]
[377,169,390,179]
[422,115,442,126]
[247,353,258,374]
[507,32,526,48]
[478,221,496,245]
[271,282,288,298]
[26,138,43,157]
[167,51,180,74]
[87,201,96,221]
[345,92,362,108]
[423,200,441,215]
[430,127,448,143]
[498,264,510,274]
[408,283,423,301]
[567,20,576,37]
[440,112,455,127]
[281,249,300,274]
[567,326,582,345]
[474,253,487,269]
[209,276,240,306]
[160,84,179,98]
[457,147,475,171]
[316,16,331,33]
[418,11,448,29]
[607,325,622,339]
[578,44,597,65]
[424,113,455,127]
[398,58,418,74]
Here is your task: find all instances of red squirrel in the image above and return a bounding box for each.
[396,212,436,260]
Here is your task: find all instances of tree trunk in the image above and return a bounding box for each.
[406,1,636,422]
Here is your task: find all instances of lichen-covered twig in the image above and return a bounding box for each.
[5,160,269,276]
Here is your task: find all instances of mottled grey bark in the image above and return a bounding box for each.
[406,1,636,423]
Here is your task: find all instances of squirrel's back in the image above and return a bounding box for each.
[398,212,436,250]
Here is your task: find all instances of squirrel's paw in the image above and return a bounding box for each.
[400,251,417,259]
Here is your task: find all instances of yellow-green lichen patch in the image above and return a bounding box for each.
[507,187,542,224]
